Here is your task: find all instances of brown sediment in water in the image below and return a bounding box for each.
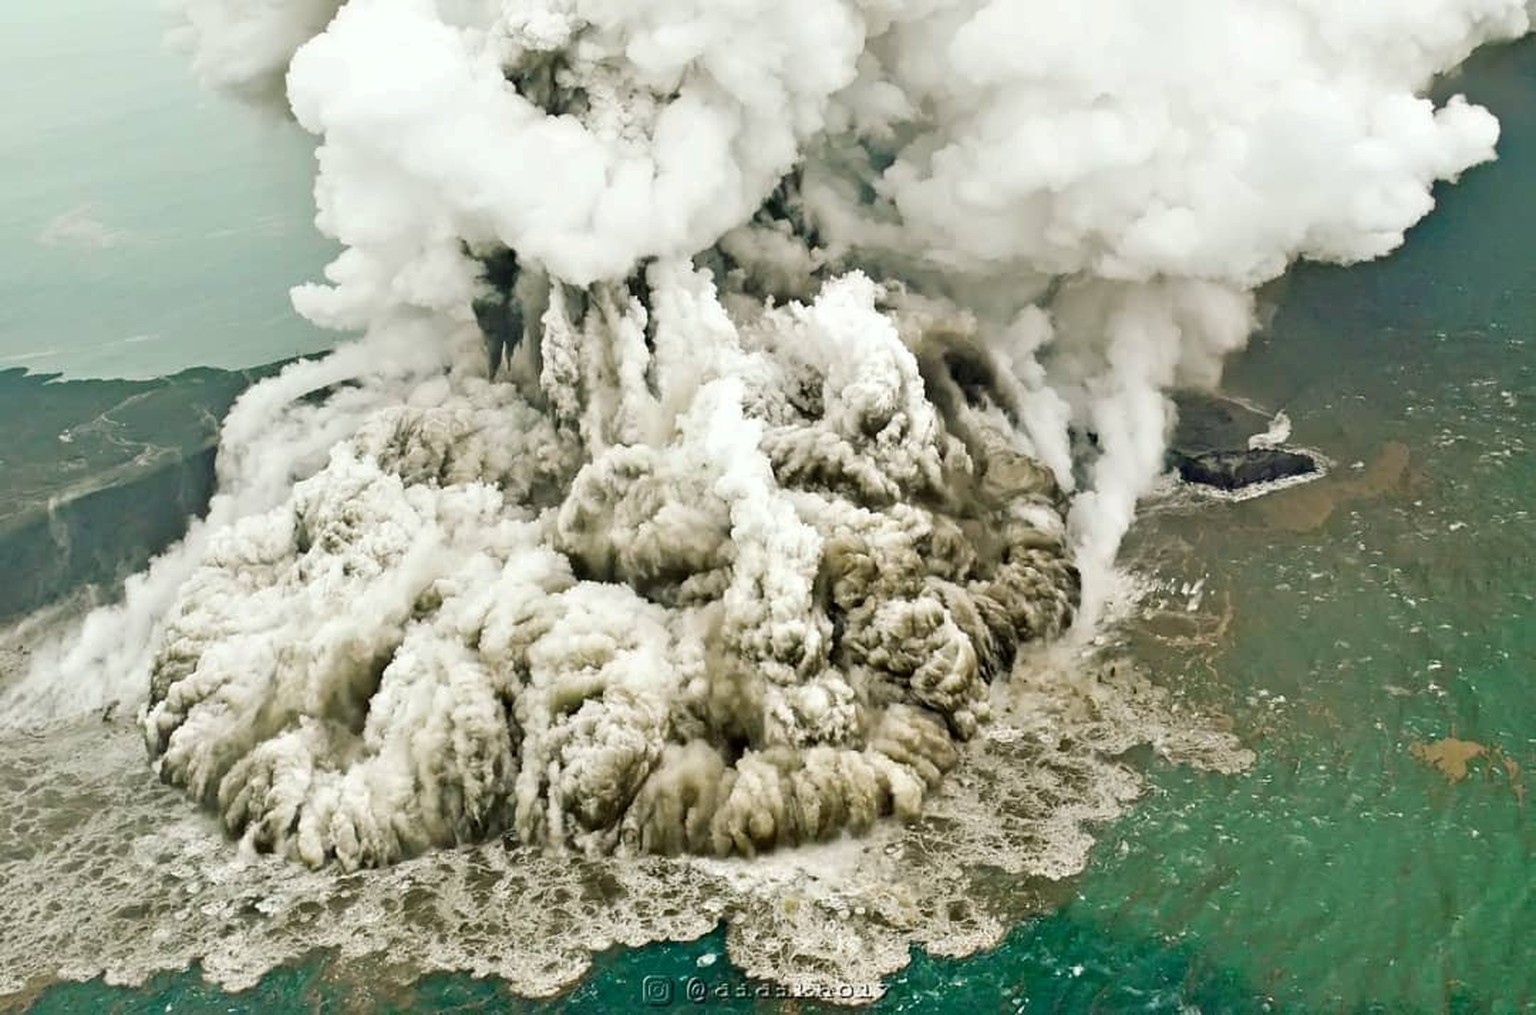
[1134,589,1237,688]
[1138,590,1236,650]
[1254,441,1412,532]
[0,976,50,1015]
[1409,736,1486,782]
[1499,754,1527,806]
[305,950,489,1014]
[1409,737,1527,804]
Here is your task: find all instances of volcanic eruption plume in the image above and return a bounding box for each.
[30,0,1528,872]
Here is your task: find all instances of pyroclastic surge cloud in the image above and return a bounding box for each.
[51,0,1529,870]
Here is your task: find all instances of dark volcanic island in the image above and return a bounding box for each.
[1167,391,1321,493]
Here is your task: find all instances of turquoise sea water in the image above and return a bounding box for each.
[9,16,1536,1015]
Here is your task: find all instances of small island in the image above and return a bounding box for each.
[1167,391,1322,493]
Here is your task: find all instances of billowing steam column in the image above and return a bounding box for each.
[138,0,1531,871]
[143,263,1078,869]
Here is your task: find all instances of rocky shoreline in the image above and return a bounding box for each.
[0,364,279,624]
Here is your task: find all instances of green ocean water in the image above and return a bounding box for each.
[11,16,1536,1015]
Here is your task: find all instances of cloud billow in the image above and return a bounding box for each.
[65,0,1527,871]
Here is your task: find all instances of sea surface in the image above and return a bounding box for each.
[4,8,1534,1015]
[0,0,336,379]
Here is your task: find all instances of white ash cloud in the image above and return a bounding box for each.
[141,266,1079,868]
[16,0,1523,871]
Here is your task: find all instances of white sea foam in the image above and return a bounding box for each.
[0,645,1248,1004]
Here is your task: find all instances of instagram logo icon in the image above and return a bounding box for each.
[641,975,674,1006]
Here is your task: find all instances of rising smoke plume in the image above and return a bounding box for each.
[37,0,1530,871]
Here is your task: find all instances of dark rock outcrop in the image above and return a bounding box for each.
[1168,448,1317,491]
[1166,390,1320,493]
